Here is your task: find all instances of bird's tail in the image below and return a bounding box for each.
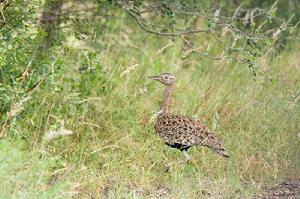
[214,147,229,158]
[201,132,230,158]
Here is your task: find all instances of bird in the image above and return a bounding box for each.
[148,72,229,161]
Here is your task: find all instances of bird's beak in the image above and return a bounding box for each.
[148,75,159,80]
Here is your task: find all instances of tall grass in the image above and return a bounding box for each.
[1,5,299,199]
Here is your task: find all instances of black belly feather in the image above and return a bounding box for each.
[165,142,191,151]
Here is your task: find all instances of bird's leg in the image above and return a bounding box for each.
[182,150,191,162]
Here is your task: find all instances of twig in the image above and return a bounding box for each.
[115,1,211,37]
[0,49,64,138]
[26,50,63,94]
[0,0,10,21]
[180,35,229,61]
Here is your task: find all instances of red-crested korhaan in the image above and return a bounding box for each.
[148,73,229,161]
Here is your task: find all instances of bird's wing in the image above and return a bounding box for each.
[155,114,205,145]
[155,114,229,157]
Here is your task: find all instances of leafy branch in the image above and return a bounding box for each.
[114,0,297,69]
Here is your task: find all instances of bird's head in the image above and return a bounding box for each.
[148,73,176,86]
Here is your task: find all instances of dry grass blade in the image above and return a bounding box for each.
[43,127,73,142]
[120,64,139,77]
[7,96,31,117]
[40,120,74,155]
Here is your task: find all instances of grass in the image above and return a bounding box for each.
[0,140,73,198]
[1,3,300,198]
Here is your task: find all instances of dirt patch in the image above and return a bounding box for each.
[259,179,300,199]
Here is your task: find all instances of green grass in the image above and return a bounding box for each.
[1,4,300,198]
[0,140,73,199]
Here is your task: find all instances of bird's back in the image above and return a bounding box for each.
[155,113,229,157]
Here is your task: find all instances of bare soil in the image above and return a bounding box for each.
[258,179,300,199]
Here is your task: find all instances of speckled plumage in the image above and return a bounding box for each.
[155,113,229,157]
[149,73,229,160]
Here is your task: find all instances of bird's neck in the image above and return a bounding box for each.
[161,85,173,114]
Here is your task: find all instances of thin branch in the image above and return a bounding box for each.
[116,1,211,37]
[0,49,64,138]
[180,36,229,61]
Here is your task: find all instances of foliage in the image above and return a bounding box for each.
[113,0,299,78]
[0,0,299,198]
